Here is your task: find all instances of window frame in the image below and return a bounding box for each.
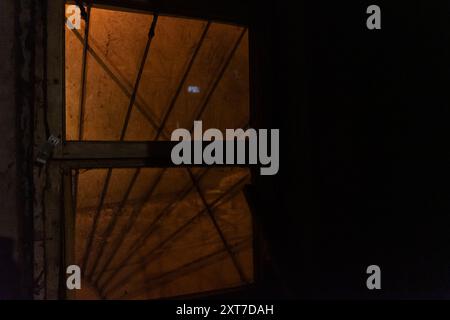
[34,0,263,300]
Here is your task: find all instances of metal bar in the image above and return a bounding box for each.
[86,168,141,279]
[114,239,250,299]
[155,22,211,139]
[41,0,66,298]
[80,168,113,272]
[120,14,159,140]
[56,121,251,168]
[78,5,92,141]
[100,174,248,295]
[191,27,247,125]
[95,169,208,288]
[56,159,253,169]
[186,168,248,283]
[60,141,178,160]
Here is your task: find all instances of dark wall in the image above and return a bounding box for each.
[0,0,35,300]
[255,1,450,298]
[0,0,21,300]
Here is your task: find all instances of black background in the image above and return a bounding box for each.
[251,0,450,299]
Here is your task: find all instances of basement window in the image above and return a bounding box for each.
[61,3,254,300]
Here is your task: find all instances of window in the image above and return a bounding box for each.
[33,1,256,300]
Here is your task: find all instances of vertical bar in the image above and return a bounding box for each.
[44,0,65,299]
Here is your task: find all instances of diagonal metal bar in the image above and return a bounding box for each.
[80,15,159,273]
[186,168,248,283]
[114,239,251,299]
[95,168,209,288]
[74,0,89,21]
[78,5,91,141]
[155,22,211,140]
[86,168,141,279]
[100,174,249,296]
[120,14,159,140]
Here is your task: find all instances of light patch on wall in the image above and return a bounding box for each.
[187,85,201,93]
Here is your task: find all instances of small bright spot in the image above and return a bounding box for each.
[187,86,201,93]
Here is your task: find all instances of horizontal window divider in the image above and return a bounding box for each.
[59,141,178,160]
